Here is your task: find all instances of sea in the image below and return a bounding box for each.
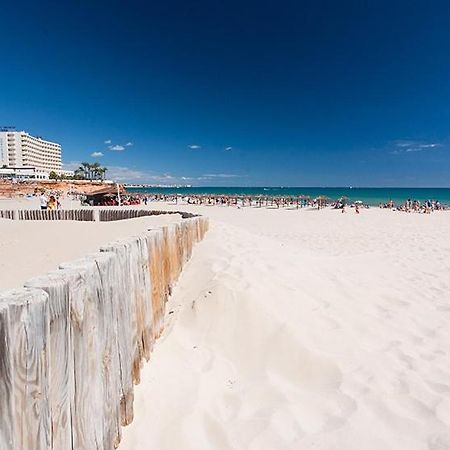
[126,187,450,207]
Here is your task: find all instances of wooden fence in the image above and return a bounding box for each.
[98,208,197,221]
[0,215,208,450]
[0,208,200,222]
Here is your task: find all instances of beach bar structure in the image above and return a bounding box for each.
[0,210,208,450]
[81,185,125,206]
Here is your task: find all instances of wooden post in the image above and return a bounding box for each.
[0,304,15,450]
[101,237,153,386]
[52,264,105,449]
[24,272,73,450]
[59,255,122,448]
[0,288,51,450]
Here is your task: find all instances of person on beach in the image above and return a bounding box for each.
[39,192,48,210]
[47,195,57,210]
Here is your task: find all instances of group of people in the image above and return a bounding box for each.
[379,199,444,213]
[140,194,318,209]
[39,192,61,210]
[38,190,445,213]
[79,193,142,207]
[332,198,369,214]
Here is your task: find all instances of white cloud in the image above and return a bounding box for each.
[225,146,233,151]
[202,173,240,178]
[394,140,415,148]
[391,140,443,155]
[106,166,147,181]
[418,143,440,149]
[188,144,201,150]
[61,162,242,185]
[106,168,187,184]
[105,141,133,151]
[109,144,125,151]
[62,161,82,171]
[91,151,104,157]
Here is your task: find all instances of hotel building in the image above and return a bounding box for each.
[0,130,65,179]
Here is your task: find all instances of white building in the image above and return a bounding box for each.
[0,130,62,175]
[0,167,49,180]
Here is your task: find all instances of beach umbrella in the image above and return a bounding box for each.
[316,195,329,208]
[338,196,349,205]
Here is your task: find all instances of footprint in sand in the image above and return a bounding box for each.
[264,326,357,433]
[211,258,231,273]
[428,433,450,450]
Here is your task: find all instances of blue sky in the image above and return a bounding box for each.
[1,0,450,186]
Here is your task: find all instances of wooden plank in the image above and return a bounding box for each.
[24,272,73,450]
[50,266,103,450]
[60,254,121,449]
[133,236,154,362]
[146,229,165,339]
[101,239,139,387]
[101,237,153,380]
[99,241,135,426]
[0,303,15,450]
[0,288,51,450]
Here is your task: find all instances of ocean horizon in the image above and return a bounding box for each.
[127,186,450,207]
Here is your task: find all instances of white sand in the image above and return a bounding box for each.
[0,201,182,289]
[121,204,450,450]
[2,200,450,449]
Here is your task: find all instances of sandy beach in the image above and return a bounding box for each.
[2,201,450,449]
[0,202,182,289]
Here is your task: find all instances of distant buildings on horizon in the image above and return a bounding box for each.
[0,129,73,180]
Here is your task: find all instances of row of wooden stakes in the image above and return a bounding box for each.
[0,215,209,450]
[0,208,200,222]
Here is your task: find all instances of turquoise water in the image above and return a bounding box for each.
[127,187,450,206]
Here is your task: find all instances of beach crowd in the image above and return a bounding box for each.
[25,190,447,214]
[379,198,444,213]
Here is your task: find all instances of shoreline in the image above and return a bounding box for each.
[126,186,450,207]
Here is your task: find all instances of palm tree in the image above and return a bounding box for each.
[74,161,108,181]
[75,163,87,179]
[98,167,107,180]
[91,162,101,180]
[75,162,91,179]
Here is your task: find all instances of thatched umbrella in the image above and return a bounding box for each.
[338,196,349,205]
[296,195,309,208]
[316,195,329,209]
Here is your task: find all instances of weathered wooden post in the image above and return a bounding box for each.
[99,241,135,426]
[0,304,15,450]
[60,254,122,448]
[24,272,73,450]
[0,288,51,450]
